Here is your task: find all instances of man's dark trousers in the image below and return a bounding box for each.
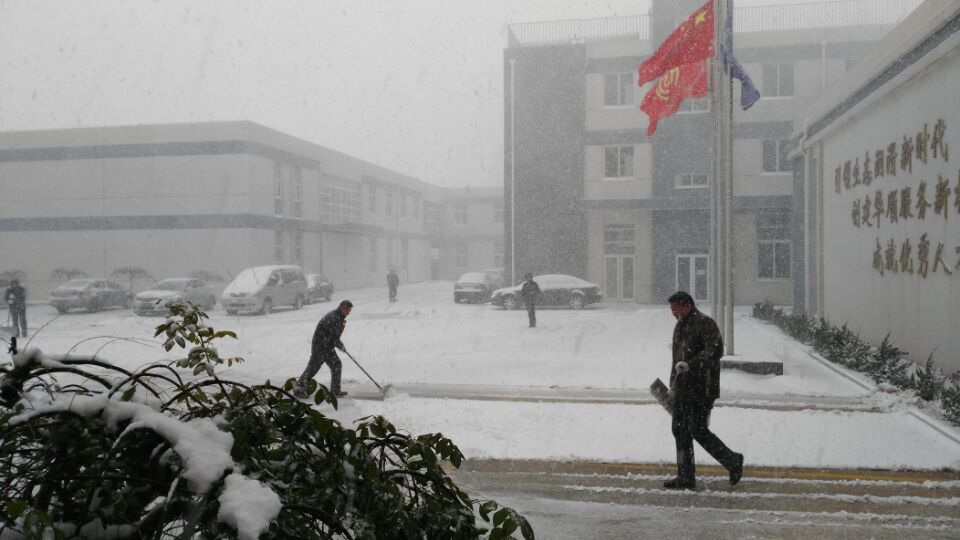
[389,286,397,302]
[672,398,737,484]
[297,346,342,394]
[526,302,536,327]
[9,305,26,337]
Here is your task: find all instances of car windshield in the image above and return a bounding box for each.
[152,280,186,291]
[222,267,272,294]
[457,273,487,283]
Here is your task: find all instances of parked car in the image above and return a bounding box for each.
[482,267,505,289]
[220,265,307,315]
[50,279,132,313]
[489,274,602,310]
[454,272,496,303]
[134,278,217,316]
[305,273,335,303]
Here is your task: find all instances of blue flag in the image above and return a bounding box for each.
[722,4,760,110]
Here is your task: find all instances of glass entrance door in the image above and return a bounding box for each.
[676,254,709,303]
[604,255,635,301]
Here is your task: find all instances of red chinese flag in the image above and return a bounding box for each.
[637,1,714,87]
[641,60,708,135]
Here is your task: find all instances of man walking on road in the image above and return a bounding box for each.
[665,291,743,489]
[387,269,399,302]
[295,300,352,398]
[4,279,27,338]
[520,273,540,328]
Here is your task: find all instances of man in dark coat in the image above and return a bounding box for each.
[665,291,743,489]
[520,273,540,328]
[387,269,399,302]
[295,300,352,398]
[4,279,27,338]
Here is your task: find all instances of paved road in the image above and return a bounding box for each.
[450,459,960,539]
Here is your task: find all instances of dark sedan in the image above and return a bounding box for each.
[454,272,496,303]
[306,273,335,303]
[50,279,132,313]
[489,274,602,310]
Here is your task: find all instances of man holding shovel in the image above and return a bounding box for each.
[295,300,352,398]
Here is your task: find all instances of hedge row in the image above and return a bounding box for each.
[752,301,960,426]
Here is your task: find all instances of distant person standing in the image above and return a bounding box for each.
[295,300,352,398]
[4,279,27,338]
[520,273,540,328]
[664,291,743,489]
[387,269,399,302]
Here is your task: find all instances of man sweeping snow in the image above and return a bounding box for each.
[295,300,352,398]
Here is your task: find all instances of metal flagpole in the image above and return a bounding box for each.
[722,0,735,354]
[711,0,724,338]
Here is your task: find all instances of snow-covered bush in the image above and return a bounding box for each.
[0,303,533,539]
[753,302,956,426]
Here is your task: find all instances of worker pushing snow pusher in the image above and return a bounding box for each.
[294,299,393,401]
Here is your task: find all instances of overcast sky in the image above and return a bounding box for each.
[1,0,832,188]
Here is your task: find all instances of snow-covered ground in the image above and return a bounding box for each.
[12,281,960,470]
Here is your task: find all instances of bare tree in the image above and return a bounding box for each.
[111,266,152,292]
[50,268,87,282]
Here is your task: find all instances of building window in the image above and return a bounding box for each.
[292,166,302,218]
[400,195,408,219]
[293,230,302,265]
[493,205,504,224]
[274,231,284,264]
[604,225,635,254]
[604,145,634,179]
[368,186,377,213]
[424,202,441,234]
[402,239,409,271]
[369,237,378,272]
[757,211,791,279]
[320,178,361,224]
[762,63,795,98]
[677,97,709,113]
[762,139,792,173]
[494,241,505,267]
[413,197,420,220]
[386,239,394,269]
[385,190,393,217]
[676,173,709,189]
[603,73,633,107]
[273,166,284,216]
[454,204,468,225]
[455,244,468,267]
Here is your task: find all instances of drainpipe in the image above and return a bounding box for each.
[509,57,517,286]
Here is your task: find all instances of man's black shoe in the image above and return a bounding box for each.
[729,453,744,485]
[333,391,348,397]
[662,477,695,490]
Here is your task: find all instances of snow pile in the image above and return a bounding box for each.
[217,473,283,540]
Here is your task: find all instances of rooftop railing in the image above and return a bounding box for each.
[507,0,923,48]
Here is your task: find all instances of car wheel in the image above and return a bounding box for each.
[259,298,273,315]
[55,306,68,315]
[502,295,518,310]
[293,295,304,310]
[226,309,238,316]
[568,294,585,310]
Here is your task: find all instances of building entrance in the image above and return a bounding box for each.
[676,254,709,303]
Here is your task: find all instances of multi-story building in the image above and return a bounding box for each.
[0,121,502,294]
[503,0,920,304]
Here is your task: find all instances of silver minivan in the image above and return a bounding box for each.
[220,265,308,315]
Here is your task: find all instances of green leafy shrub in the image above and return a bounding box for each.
[909,353,944,401]
[0,303,533,539]
[942,374,960,424]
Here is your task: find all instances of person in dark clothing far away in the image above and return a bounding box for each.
[4,279,27,338]
[387,269,399,302]
[520,273,540,328]
[295,300,352,398]
[664,291,743,489]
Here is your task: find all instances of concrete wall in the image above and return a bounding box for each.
[813,42,960,370]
